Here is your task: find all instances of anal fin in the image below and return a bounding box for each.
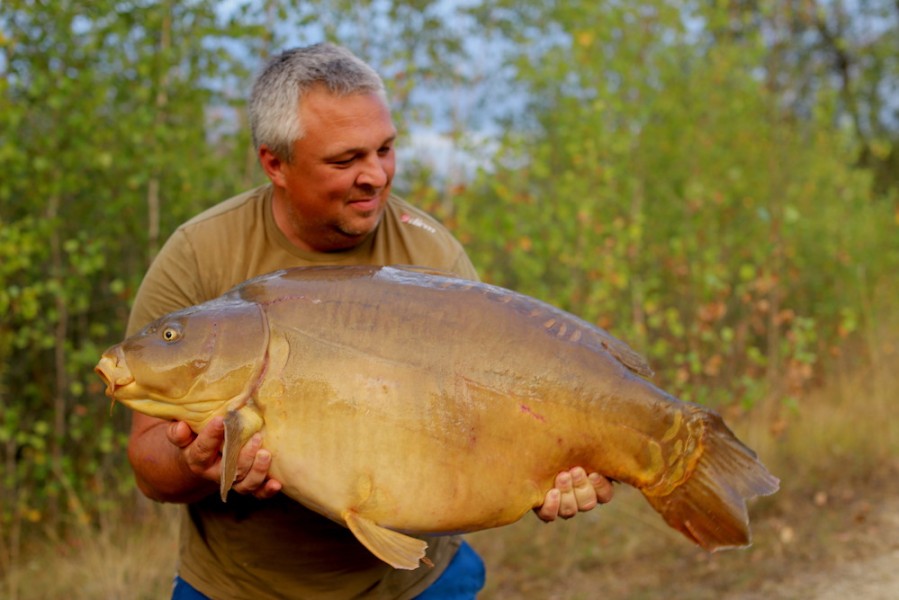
[344,510,428,570]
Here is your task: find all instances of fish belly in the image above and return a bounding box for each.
[247,266,778,555]
[255,327,673,536]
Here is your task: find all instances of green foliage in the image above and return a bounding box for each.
[0,0,265,563]
[453,0,898,408]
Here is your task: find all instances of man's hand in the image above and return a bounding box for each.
[167,417,282,500]
[535,467,614,522]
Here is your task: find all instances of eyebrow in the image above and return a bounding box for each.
[326,134,397,161]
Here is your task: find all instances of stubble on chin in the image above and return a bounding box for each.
[280,193,388,251]
[336,206,385,240]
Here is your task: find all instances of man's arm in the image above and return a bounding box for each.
[125,231,281,503]
[129,412,282,503]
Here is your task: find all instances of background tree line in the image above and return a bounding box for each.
[1,0,896,574]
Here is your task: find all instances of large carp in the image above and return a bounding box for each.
[95,265,778,569]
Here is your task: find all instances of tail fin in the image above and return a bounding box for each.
[643,414,780,551]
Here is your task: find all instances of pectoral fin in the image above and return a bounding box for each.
[220,404,264,502]
[344,511,429,570]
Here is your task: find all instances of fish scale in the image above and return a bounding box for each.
[96,264,779,570]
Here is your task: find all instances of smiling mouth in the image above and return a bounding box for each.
[347,197,382,212]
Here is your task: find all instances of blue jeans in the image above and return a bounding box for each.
[172,540,485,599]
[414,541,485,599]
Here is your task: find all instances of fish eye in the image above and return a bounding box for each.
[161,326,181,342]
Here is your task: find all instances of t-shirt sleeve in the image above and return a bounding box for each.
[449,248,479,282]
[126,229,205,336]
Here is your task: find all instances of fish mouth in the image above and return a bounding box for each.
[94,349,135,399]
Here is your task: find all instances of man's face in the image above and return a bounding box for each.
[267,87,397,252]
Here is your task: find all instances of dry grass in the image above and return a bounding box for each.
[2,324,896,599]
[2,502,179,600]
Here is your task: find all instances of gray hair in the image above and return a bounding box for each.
[249,43,387,162]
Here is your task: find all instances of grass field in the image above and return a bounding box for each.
[3,325,896,600]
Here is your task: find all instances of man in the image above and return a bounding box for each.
[126,43,614,599]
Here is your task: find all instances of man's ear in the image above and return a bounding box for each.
[258,145,287,187]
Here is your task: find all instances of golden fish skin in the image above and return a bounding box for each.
[96,265,779,569]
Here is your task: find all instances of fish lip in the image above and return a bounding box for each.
[94,352,135,397]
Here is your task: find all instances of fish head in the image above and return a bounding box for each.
[95,298,268,429]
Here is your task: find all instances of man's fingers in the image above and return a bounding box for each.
[589,472,615,504]
[555,470,579,519]
[234,434,263,481]
[253,478,283,500]
[186,418,225,472]
[166,421,195,448]
[535,468,612,522]
[166,419,280,498]
[233,437,266,488]
[231,436,282,498]
[570,467,598,512]
[535,489,561,522]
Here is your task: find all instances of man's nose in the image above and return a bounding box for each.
[356,154,390,188]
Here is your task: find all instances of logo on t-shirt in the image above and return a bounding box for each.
[401,213,437,234]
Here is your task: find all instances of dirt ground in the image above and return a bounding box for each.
[470,458,899,600]
[726,493,899,600]
[730,549,899,600]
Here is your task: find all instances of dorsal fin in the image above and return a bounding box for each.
[383,265,655,378]
[598,335,654,378]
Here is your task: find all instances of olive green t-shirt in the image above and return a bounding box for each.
[127,184,478,600]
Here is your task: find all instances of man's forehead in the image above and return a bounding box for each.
[298,90,396,148]
[300,87,389,117]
